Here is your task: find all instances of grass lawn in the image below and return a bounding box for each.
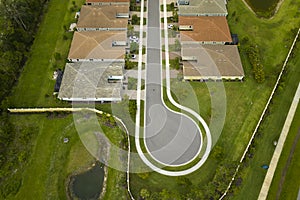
[7,0,85,108]
[7,112,129,199]
[127,77,145,90]
[267,105,300,200]
[3,0,129,199]
[231,34,300,199]
[6,114,94,199]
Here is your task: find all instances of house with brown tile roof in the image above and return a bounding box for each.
[77,5,129,31]
[58,62,124,102]
[181,43,244,80]
[179,16,232,44]
[68,31,128,62]
[86,0,129,6]
[178,0,228,16]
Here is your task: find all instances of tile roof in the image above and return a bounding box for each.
[58,62,123,100]
[179,16,232,43]
[77,5,129,29]
[181,44,244,78]
[68,31,127,60]
[178,0,227,16]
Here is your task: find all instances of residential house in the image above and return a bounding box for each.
[179,16,232,45]
[178,0,227,16]
[58,62,124,102]
[68,31,128,62]
[181,43,244,81]
[77,5,129,31]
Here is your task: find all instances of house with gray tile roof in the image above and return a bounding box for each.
[181,43,244,80]
[178,0,228,16]
[58,62,124,102]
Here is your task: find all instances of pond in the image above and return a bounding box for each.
[245,0,280,16]
[69,162,105,200]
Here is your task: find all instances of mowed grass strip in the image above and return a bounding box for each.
[267,106,300,199]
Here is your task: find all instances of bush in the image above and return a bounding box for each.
[246,45,265,83]
[131,14,139,25]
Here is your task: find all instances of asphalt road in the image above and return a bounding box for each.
[144,0,201,166]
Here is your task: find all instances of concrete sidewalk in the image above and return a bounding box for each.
[258,82,300,200]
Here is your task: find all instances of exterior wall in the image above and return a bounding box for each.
[179,13,228,17]
[60,97,122,102]
[77,27,127,31]
[86,2,129,6]
[181,41,226,45]
[183,75,243,81]
[68,58,124,62]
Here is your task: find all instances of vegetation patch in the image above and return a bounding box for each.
[267,105,300,200]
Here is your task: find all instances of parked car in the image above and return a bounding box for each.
[129,35,139,43]
[168,24,174,29]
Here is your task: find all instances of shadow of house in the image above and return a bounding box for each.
[54,69,63,93]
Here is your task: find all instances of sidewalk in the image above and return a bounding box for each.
[258,82,300,200]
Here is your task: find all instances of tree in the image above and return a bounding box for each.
[211,145,224,161]
[176,176,192,191]
[130,42,139,54]
[140,188,150,199]
[131,14,139,25]
[159,189,171,200]
[138,172,149,179]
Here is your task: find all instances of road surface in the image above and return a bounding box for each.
[143,0,201,166]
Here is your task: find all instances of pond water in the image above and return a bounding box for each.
[70,162,105,200]
[246,0,280,14]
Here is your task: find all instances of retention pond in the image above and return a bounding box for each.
[69,162,104,200]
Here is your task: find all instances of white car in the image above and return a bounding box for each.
[129,35,139,43]
[168,24,174,29]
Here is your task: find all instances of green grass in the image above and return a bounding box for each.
[7,0,84,108]
[3,0,300,198]
[127,77,145,90]
[160,3,176,12]
[129,0,300,198]
[2,0,129,199]
[267,105,300,200]
[230,36,300,199]
[7,112,129,199]
[7,114,89,199]
[100,123,128,200]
